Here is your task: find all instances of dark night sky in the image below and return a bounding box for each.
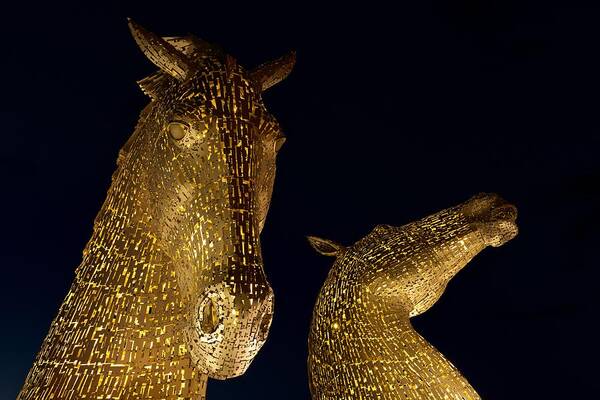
[1,1,599,398]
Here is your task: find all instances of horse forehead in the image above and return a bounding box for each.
[172,75,272,118]
[171,93,278,135]
[204,70,255,94]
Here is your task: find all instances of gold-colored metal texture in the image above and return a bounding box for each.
[18,20,294,400]
[307,193,518,400]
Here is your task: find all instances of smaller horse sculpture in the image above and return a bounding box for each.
[307,193,518,400]
[18,20,294,399]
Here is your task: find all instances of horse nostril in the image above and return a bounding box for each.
[199,297,220,335]
[257,309,273,342]
[493,204,517,221]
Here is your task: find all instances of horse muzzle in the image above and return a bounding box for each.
[187,282,274,379]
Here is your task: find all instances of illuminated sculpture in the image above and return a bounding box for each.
[18,20,294,400]
[307,193,518,400]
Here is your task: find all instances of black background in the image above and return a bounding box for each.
[2,1,599,398]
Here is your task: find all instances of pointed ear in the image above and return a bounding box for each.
[250,51,296,92]
[307,236,344,257]
[128,18,192,81]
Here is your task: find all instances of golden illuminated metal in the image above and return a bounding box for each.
[307,193,518,400]
[18,19,294,400]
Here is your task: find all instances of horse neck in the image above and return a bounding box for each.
[310,288,479,399]
[19,129,210,400]
[312,249,473,362]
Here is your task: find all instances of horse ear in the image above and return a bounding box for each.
[250,51,296,92]
[128,18,192,81]
[307,236,344,257]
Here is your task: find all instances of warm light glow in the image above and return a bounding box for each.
[307,193,518,400]
[18,19,295,400]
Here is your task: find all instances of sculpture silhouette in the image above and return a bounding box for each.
[307,193,518,400]
[18,20,294,400]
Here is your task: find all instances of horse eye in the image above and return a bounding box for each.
[274,136,286,152]
[168,121,188,140]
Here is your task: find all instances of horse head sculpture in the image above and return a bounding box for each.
[125,19,294,379]
[18,20,294,399]
[307,193,518,400]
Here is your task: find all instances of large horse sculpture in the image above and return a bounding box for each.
[18,20,294,399]
[307,193,518,400]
